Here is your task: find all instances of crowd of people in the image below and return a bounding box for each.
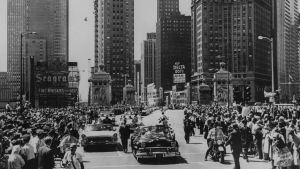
[0,104,106,169]
[183,104,300,169]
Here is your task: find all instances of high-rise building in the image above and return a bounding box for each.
[7,0,69,106]
[94,0,134,104]
[156,0,191,92]
[191,0,273,102]
[134,60,141,104]
[0,72,10,103]
[7,0,28,101]
[141,33,156,104]
[274,0,300,102]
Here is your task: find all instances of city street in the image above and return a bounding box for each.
[56,110,271,169]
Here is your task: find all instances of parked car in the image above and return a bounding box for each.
[131,125,180,161]
[81,124,118,151]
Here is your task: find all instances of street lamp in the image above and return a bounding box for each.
[258,36,274,92]
[20,32,37,110]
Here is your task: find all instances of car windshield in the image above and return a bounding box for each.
[139,126,171,138]
[85,125,113,131]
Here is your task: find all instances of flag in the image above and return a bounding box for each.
[289,74,294,82]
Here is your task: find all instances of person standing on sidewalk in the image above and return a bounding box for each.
[226,124,242,169]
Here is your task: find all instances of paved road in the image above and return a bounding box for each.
[56,110,270,169]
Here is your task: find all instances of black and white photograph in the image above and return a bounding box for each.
[0,0,300,169]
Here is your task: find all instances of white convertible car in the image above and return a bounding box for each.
[81,124,118,151]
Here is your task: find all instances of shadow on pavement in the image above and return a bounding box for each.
[83,143,122,152]
[138,156,188,165]
[187,142,202,145]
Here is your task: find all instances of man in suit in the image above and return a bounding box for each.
[119,120,131,152]
[37,136,55,169]
[225,124,242,169]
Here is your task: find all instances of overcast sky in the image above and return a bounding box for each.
[0,0,191,101]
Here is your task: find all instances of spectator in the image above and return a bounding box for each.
[8,145,25,169]
[37,136,55,169]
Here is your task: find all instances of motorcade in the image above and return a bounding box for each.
[81,124,118,151]
[209,139,225,163]
[99,111,116,126]
[131,125,180,161]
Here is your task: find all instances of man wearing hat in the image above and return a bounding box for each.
[62,143,84,169]
[226,124,242,169]
[37,136,55,169]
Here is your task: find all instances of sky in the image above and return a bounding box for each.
[0,0,191,102]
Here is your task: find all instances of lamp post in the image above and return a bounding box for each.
[20,32,37,110]
[258,36,274,92]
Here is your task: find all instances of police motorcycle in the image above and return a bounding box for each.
[209,138,226,163]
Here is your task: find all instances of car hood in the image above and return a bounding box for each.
[83,131,116,137]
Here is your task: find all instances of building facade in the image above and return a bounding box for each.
[134,60,141,104]
[7,0,69,106]
[141,33,156,104]
[156,0,191,92]
[274,0,300,103]
[0,73,10,103]
[94,0,134,104]
[191,0,273,103]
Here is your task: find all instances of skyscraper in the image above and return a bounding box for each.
[94,0,134,104]
[156,0,191,92]
[7,0,69,106]
[141,33,156,103]
[274,0,300,102]
[7,0,28,100]
[191,0,273,102]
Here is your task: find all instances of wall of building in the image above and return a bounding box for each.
[95,0,134,104]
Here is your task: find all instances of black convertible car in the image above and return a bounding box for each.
[131,125,180,161]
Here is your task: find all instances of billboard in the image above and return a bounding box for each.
[38,88,77,95]
[35,71,69,87]
[173,74,186,83]
[173,62,186,84]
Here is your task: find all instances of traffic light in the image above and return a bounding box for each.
[244,86,251,102]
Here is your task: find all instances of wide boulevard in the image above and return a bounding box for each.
[56,110,270,169]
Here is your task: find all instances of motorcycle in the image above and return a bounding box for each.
[209,139,225,163]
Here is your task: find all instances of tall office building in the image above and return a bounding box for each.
[191,0,273,102]
[141,33,156,103]
[7,0,28,101]
[7,0,69,106]
[156,0,191,92]
[275,0,300,102]
[94,0,134,104]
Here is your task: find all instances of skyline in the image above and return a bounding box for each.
[0,0,190,101]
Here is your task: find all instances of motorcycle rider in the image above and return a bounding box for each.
[204,122,226,161]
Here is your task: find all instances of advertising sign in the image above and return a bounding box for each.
[36,71,69,87]
[173,74,186,83]
[38,88,77,95]
[173,62,186,84]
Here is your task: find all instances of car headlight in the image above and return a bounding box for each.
[81,134,86,140]
[141,142,146,148]
[171,142,176,147]
[113,133,117,138]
